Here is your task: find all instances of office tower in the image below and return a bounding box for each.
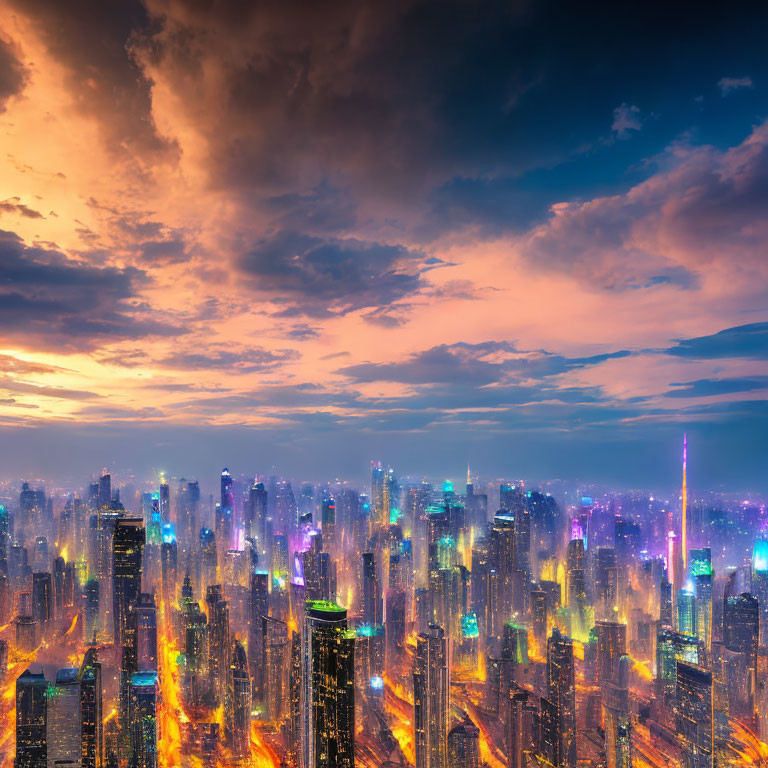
[513,504,531,580]
[596,621,627,687]
[695,573,713,660]
[531,589,547,653]
[676,662,714,768]
[678,587,696,636]
[302,601,355,768]
[594,547,619,622]
[414,625,449,768]
[47,668,80,768]
[79,649,103,768]
[361,552,383,627]
[321,498,337,556]
[226,640,251,760]
[371,463,385,527]
[386,589,407,664]
[488,512,515,638]
[16,668,48,768]
[198,528,217,592]
[98,472,111,509]
[220,468,234,510]
[447,717,480,768]
[31,573,53,638]
[507,686,533,768]
[159,477,170,527]
[15,615,37,653]
[249,571,269,700]
[214,503,233,564]
[247,481,268,545]
[128,672,158,768]
[134,593,157,672]
[84,579,100,644]
[262,615,288,723]
[656,628,699,706]
[602,654,631,768]
[206,585,231,705]
[723,592,758,717]
[545,629,576,768]
[288,630,302,767]
[470,538,488,638]
[113,518,145,755]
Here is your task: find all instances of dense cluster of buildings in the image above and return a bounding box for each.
[3,446,768,768]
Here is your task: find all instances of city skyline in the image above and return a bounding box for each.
[0,2,766,487]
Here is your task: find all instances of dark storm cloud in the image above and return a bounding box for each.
[0,36,27,112]
[159,347,299,372]
[238,230,428,316]
[337,341,629,385]
[665,376,768,398]
[8,0,175,159]
[0,229,182,350]
[665,322,768,360]
[263,183,357,234]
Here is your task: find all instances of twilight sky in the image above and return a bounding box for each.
[0,0,767,488]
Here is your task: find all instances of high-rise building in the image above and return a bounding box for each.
[723,592,759,717]
[128,672,158,768]
[414,624,449,768]
[676,662,714,768]
[16,667,48,768]
[47,668,80,768]
[79,649,103,768]
[31,573,53,638]
[206,585,231,705]
[545,629,576,768]
[262,615,288,723]
[226,640,251,760]
[302,601,356,768]
[447,717,480,768]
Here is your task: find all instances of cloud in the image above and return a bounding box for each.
[0,228,183,350]
[0,198,44,219]
[611,103,642,138]
[0,35,27,112]
[521,119,768,290]
[718,76,753,95]
[665,376,768,398]
[665,322,768,360]
[159,347,299,372]
[238,230,429,317]
[8,0,176,160]
[337,341,629,385]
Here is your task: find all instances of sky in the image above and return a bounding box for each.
[0,0,767,489]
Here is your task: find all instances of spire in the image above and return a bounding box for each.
[681,433,688,573]
[466,463,472,487]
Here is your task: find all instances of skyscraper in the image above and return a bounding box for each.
[47,668,80,768]
[226,640,251,760]
[447,717,480,768]
[676,662,714,768]
[414,624,449,768]
[546,629,576,768]
[128,672,158,768]
[302,600,356,768]
[16,668,47,768]
[79,648,103,768]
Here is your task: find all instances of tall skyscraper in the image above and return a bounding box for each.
[47,668,80,768]
[262,615,288,723]
[226,640,251,760]
[16,668,47,768]
[723,592,759,717]
[128,672,158,768]
[302,601,356,768]
[414,624,449,768]
[112,518,145,756]
[79,648,103,768]
[545,629,576,768]
[676,662,714,768]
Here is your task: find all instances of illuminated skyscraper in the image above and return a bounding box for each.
[414,624,449,768]
[676,662,713,768]
[681,434,688,573]
[134,593,157,672]
[128,671,158,768]
[723,592,758,717]
[546,629,576,768]
[226,640,251,760]
[302,601,356,768]
[16,668,47,768]
[262,615,288,723]
[112,518,145,755]
[47,668,80,768]
[79,649,103,768]
[447,717,479,768]
[206,585,231,705]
